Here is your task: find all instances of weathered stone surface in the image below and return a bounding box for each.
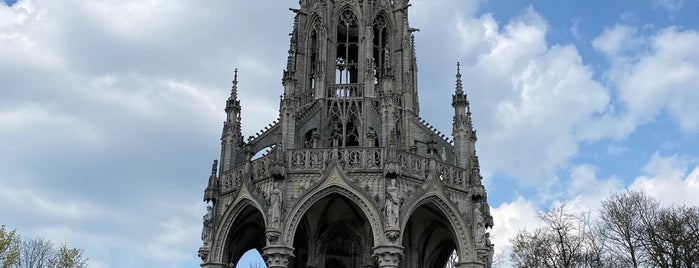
[199,1,494,267]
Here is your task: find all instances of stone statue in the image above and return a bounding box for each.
[474,203,486,246]
[385,179,400,228]
[268,182,282,229]
[201,205,214,247]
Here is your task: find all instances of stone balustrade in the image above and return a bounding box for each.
[326,84,364,99]
[218,147,470,195]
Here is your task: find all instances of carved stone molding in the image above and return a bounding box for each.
[262,245,295,268]
[198,246,210,263]
[372,245,404,268]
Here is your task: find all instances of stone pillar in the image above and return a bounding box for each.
[373,245,404,268]
[263,245,294,268]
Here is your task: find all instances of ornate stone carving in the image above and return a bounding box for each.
[201,1,494,266]
[267,182,283,229]
[263,245,295,268]
[385,178,401,229]
[373,245,404,268]
[474,202,486,247]
[201,205,214,247]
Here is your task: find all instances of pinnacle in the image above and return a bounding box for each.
[455,62,464,95]
[230,68,239,101]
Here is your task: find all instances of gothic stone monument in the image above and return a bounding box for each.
[198,0,494,267]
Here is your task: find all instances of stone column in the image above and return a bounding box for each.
[263,245,295,268]
[373,245,404,268]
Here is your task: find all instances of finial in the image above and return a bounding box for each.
[455,62,463,95]
[230,68,239,101]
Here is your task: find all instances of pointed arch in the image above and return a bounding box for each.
[212,197,267,265]
[305,15,322,92]
[400,194,473,264]
[372,10,392,81]
[282,167,384,247]
[335,8,360,84]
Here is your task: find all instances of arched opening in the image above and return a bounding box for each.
[292,193,376,268]
[327,103,362,148]
[304,128,319,148]
[252,144,276,160]
[223,205,266,266]
[373,14,389,83]
[402,202,459,268]
[308,27,319,91]
[336,10,359,84]
[237,249,267,268]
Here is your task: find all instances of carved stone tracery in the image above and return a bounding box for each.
[200,1,494,267]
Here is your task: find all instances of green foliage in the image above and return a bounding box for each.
[53,244,87,268]
[0,226,88,268]
[0,225,20,268]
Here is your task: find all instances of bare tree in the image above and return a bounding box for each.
[598,190,654,267]
[16,237,55,268]
[510,204,601,268]
[637,205,699,268]
[512,192,699,268]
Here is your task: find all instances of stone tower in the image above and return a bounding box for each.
[198,1,494,267]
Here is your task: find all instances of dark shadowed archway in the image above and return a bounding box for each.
[292,193,376,268]
[223,205,266,266]
[402,202,459,268]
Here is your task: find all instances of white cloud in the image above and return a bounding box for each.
[653,0,685,12]
[1,1,698,267]
[630,152,699,206]
[450,7,614,184]
[565,164,624,215]
[490,196,539,260]
[594,25,699,133]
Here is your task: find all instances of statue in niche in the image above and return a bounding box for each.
[268,182,283,229]
[201,205,214,247]
[474,202,486,246]
[385,179,401,228]
[365,127,378,147]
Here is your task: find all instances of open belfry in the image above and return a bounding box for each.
[198,0,494,267]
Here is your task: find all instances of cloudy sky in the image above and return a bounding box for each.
[1,0,698,267]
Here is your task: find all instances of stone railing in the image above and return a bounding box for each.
[219,147,469,194]
[396,151,468,189]
[296,89,315,107]
[326,84,364,99]
[287,147,383,172]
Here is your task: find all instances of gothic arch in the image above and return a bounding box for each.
[400,194,473,261]
[305,14,323,34]
[282,169,384,247]
[373,10,394,33]
[335,5,361,21]
[213,197,267,265]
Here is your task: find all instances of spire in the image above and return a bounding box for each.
[452,62,468,110]
[455,62,464,95]
[225,68,241,121]
[230,68,239,101]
